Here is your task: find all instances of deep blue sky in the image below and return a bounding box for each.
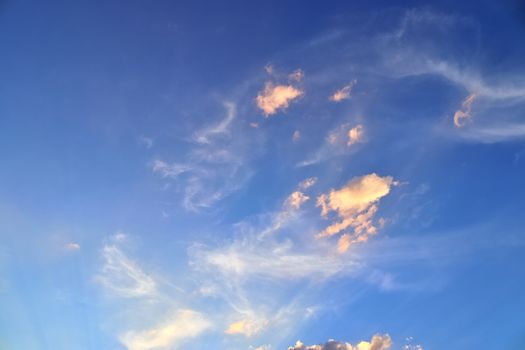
[1,1,525,349]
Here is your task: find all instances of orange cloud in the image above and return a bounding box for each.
[330,80,357,102]
[453,93,476,127]
[256,82,303,116]
[225,318,268,337]
[347,124,365,145]
[317,174,395,252]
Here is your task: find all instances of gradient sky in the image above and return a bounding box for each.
[1,1,525,349]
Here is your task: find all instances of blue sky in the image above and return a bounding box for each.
[1,1,525,349]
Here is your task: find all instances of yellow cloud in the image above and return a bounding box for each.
[256,82,303,116]
[317,174,395,252]
[225,318,268,337]
[120,309,211,350]
[453,93,476,127]
[330,80,357,102]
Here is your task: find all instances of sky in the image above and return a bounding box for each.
[1,0,525,349]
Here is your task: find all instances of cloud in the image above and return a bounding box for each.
[300,124,365,166]
[138,136,154,149]
[347,125,365,145]
[453,94,476,127]
[64,242,80,251]
[299,177,317,190]
[120,309,211,350]
[152,160,192,178]
[330,80,357,102]
[293,130,301,141]
[193,102,236,144]
[256,82,303,116]
[288,334,392,350]
[285,191,310,210]
[289,69,305,82]
[225,318,269,337]
[151,102,255,211]
[317,174,396,252]
[193,239,356,281]
[96,241,157,298]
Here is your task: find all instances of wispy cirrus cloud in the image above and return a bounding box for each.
[95,234,212,349]
[96,238,157,298]
[151,102,255,211]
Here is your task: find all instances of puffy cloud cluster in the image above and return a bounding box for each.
[330,80,357,102]
[453,93,476,127]
[289,334,392,350]
[257,82,303,116]
[317,174,395,252]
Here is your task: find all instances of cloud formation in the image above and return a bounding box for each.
[120,309,211,350]
[285,191,310,209]
[317,174,396,252]
[225,318,269,337]
[453,94,476,127]
[96,242,157,298]
[347,125,365,146]
[152,102,254,211]
[300,124,366,166]
[256,82,303,116]
[288,334,392,350]
[330,80,357,102]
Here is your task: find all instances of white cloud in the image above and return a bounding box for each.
[152,160,192,178]
[317,174,396,252]
[120,309,211,350]
[293,130,301,141]
[288,334,392,350]
[138,136,154,149]
[96,242,157,298]
[64,242,80,251]
[193,102,236,144]
[151,102,254,211]
[256,82,303,116]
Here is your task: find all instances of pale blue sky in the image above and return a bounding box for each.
[1,1,525,349]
